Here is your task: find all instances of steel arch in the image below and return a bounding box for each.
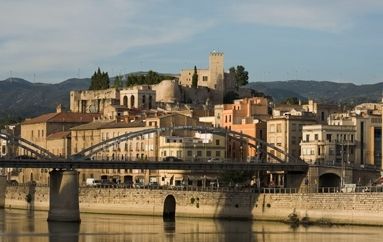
[0,131,57,159]
[72,126,305,164]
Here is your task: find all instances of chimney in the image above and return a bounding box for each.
[56,104,63,113]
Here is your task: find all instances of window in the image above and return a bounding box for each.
[203,76,208,81]
[197,151,202,156]
[314,134,318,141]
[270,124,276,133]
[187,150,192,156]
[206,151,211,157]
[310,149,314,155]
[326,134,332,142]
[215,139,220,145]
[215,151,221,157]
[306,134,310,142]
[276,124,282,132]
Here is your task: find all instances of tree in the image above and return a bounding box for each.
[192,66,198,88]
[282,97,300,105]
[113,75,123,88]
[230,65,249,90]
[89,67,110,90]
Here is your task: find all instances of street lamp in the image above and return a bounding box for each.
[240,145,243,162]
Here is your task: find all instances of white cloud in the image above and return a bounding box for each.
[228,0,383,32]
[0,0,215,81]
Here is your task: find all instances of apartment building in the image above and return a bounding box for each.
[300,124,356,165]
[267,113,316,162]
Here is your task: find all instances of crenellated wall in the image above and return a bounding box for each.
[5,185,383,225]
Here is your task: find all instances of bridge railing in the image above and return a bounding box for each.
[75,184,300,193]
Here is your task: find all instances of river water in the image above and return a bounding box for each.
[0,209,381,242]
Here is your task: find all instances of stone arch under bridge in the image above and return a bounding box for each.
[163,195,176,221]
[319,173,341,188]
[72,126,304,164]
[0,131,56,159]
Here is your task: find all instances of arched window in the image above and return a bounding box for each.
[130,95,135,108]
[149,95,153,109]
[123,96,128,106]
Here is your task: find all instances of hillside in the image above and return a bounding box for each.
[0,78,90,119]
[0,78,382,121]
[247,80,383,104]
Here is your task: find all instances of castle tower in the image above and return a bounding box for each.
[208,51,225,102]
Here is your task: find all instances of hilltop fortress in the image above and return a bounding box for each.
[70,51,236,117]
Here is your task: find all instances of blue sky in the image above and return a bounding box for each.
[0,0,382,84]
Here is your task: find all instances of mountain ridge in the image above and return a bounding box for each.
[0,78,381,120]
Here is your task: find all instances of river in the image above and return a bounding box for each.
[0,209,381,242]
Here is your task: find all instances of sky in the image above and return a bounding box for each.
[0,0,382,84]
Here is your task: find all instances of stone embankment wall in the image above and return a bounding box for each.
[5,186,383,225]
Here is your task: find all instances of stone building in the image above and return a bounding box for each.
[158,133,226,187]
[267,113,317,162]
[70,85,156,120]
[70,88,119,114]
[302,99,341,124]
[46,131,71,158]
[68,112,208,185]
[329,110,382,169]
[20,106,100,157]
[179,51,235,103]
[215,97,270,160]
[300,124,356,165]
[120,85,156,110]
[18,106,100,183]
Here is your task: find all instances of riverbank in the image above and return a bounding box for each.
[5,185,383,226]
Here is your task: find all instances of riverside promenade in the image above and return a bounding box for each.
[5,184,383,226]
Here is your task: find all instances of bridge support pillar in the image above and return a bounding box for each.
[47,169,80,222]
[285,172,306,192]
[0,175,6,208]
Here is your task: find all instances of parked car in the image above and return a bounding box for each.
[100,180,117,188]
[162,156,183,162]
[147,182,160,189]
[134,182,145,189]
[86,178,96,186]
[207,158,221,163]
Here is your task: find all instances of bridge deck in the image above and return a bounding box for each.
[0,159,308,172]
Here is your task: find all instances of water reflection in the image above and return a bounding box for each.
[48,222,80,242]
[0,210,381,242]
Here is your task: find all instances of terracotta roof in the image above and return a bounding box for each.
[101,120,145,129]
[70,121,113,131]
[47,131,71,140]
[22,112,100,125]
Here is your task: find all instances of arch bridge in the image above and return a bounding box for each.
[72,125,305,164]
[0,130,57,159]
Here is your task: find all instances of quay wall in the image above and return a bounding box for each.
[5,186,383,225]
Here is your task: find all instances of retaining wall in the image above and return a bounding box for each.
[5,186,383,225]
